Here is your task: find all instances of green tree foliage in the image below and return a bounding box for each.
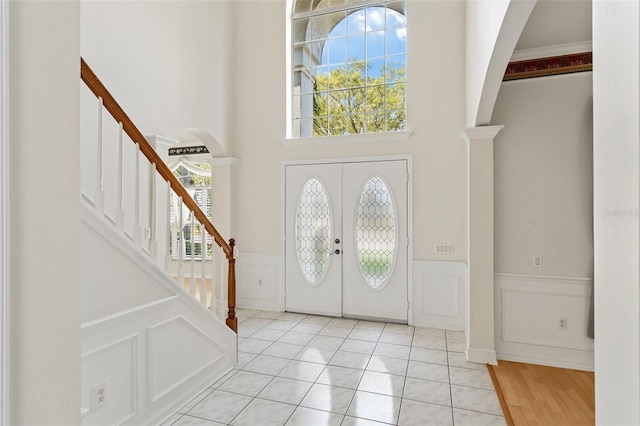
[313,60,406,136]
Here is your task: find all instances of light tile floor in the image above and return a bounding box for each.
[162,310,506,426]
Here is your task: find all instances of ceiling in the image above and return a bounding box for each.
[515,0,592,52]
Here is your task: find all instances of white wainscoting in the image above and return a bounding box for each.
[412,261,467,330]
[81,205,237,425]
[236,253,283,312]
[494,273,594,371]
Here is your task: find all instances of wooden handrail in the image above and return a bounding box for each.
[81,58,237,332]
[80,58,232,257]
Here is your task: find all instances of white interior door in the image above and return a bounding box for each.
[285,164,342,316]
[342,160,408,321]
[285,160,408,322]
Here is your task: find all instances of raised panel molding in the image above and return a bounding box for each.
[412,261,467,330]
[236,253,283,311]
[148,316,226,403]
[495,273,594,371]
[81,335,138,425]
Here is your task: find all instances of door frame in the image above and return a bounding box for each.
[281,154,414,324]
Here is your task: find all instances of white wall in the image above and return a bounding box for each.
[593,1,640,423]
[493,73,593,278]
[232,0,468,262]
[80,0,233,151]
[8,1,81,424]
[491,72,594,370]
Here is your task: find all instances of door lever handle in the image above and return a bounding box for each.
[328,249,341,256]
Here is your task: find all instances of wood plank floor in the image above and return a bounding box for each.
[488,360,595,426]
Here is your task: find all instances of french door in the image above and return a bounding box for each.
[285,160,408,322]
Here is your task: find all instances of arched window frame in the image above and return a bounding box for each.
[285,0,410,143]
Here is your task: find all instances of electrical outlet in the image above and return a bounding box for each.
[435,243,455,254]
[558,316,568,331]
[533,254,543,268]
[91,380,109,410]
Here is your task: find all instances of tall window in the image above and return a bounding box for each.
[292,0,406,138]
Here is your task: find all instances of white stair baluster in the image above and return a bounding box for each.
[149,163,158,261]
[133,143,142,245]
[177,196,184,287]
[200,222,207,307]
[94,97,105,213]
[116,122,125,231]
[165,182,172,273]
[190,214,196,297]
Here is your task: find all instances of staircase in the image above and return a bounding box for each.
[79,59,237,425]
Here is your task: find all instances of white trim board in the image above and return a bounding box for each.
[494,273,594,371]
[0,0,9,421]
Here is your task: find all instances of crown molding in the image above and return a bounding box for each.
[511,40,592,62]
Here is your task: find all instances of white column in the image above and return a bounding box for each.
[593,2,640,424]
[461,125,503,365]
[9,1,81,424]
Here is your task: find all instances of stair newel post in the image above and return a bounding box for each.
[177,196,185,286]
[116,122,125,231]
[226,238,238,333]
[133,142,142,246]
[149,162,158,262]
[95,97,105,213]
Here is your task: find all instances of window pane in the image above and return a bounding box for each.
[366,7,386,32]
[366,30,385,58]
[385,109,406,131]
[366,58,385,81]
[347,9,366,35]
[386,29,406,55]
[347,34,365,61]
[386,3,406,27]
[365,85,384,112]
[356,176,397,289]
[313,66,330,91]
[294,0,313,14]
[292,0,407,138]
[328,11,347,38]
[385,54,406,83]
[325,37,346,65]
[295,178,332,285]
[293,18,309,44]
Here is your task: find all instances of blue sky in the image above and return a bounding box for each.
[320,7,406,79]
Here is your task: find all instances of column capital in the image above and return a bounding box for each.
[460,125,505,143]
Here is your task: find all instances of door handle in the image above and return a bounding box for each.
[328,249,341,255]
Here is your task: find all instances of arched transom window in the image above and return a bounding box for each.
[291,0,406,138]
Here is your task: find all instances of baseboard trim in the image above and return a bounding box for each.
[466,347,498,365]
[496,351,594,372]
